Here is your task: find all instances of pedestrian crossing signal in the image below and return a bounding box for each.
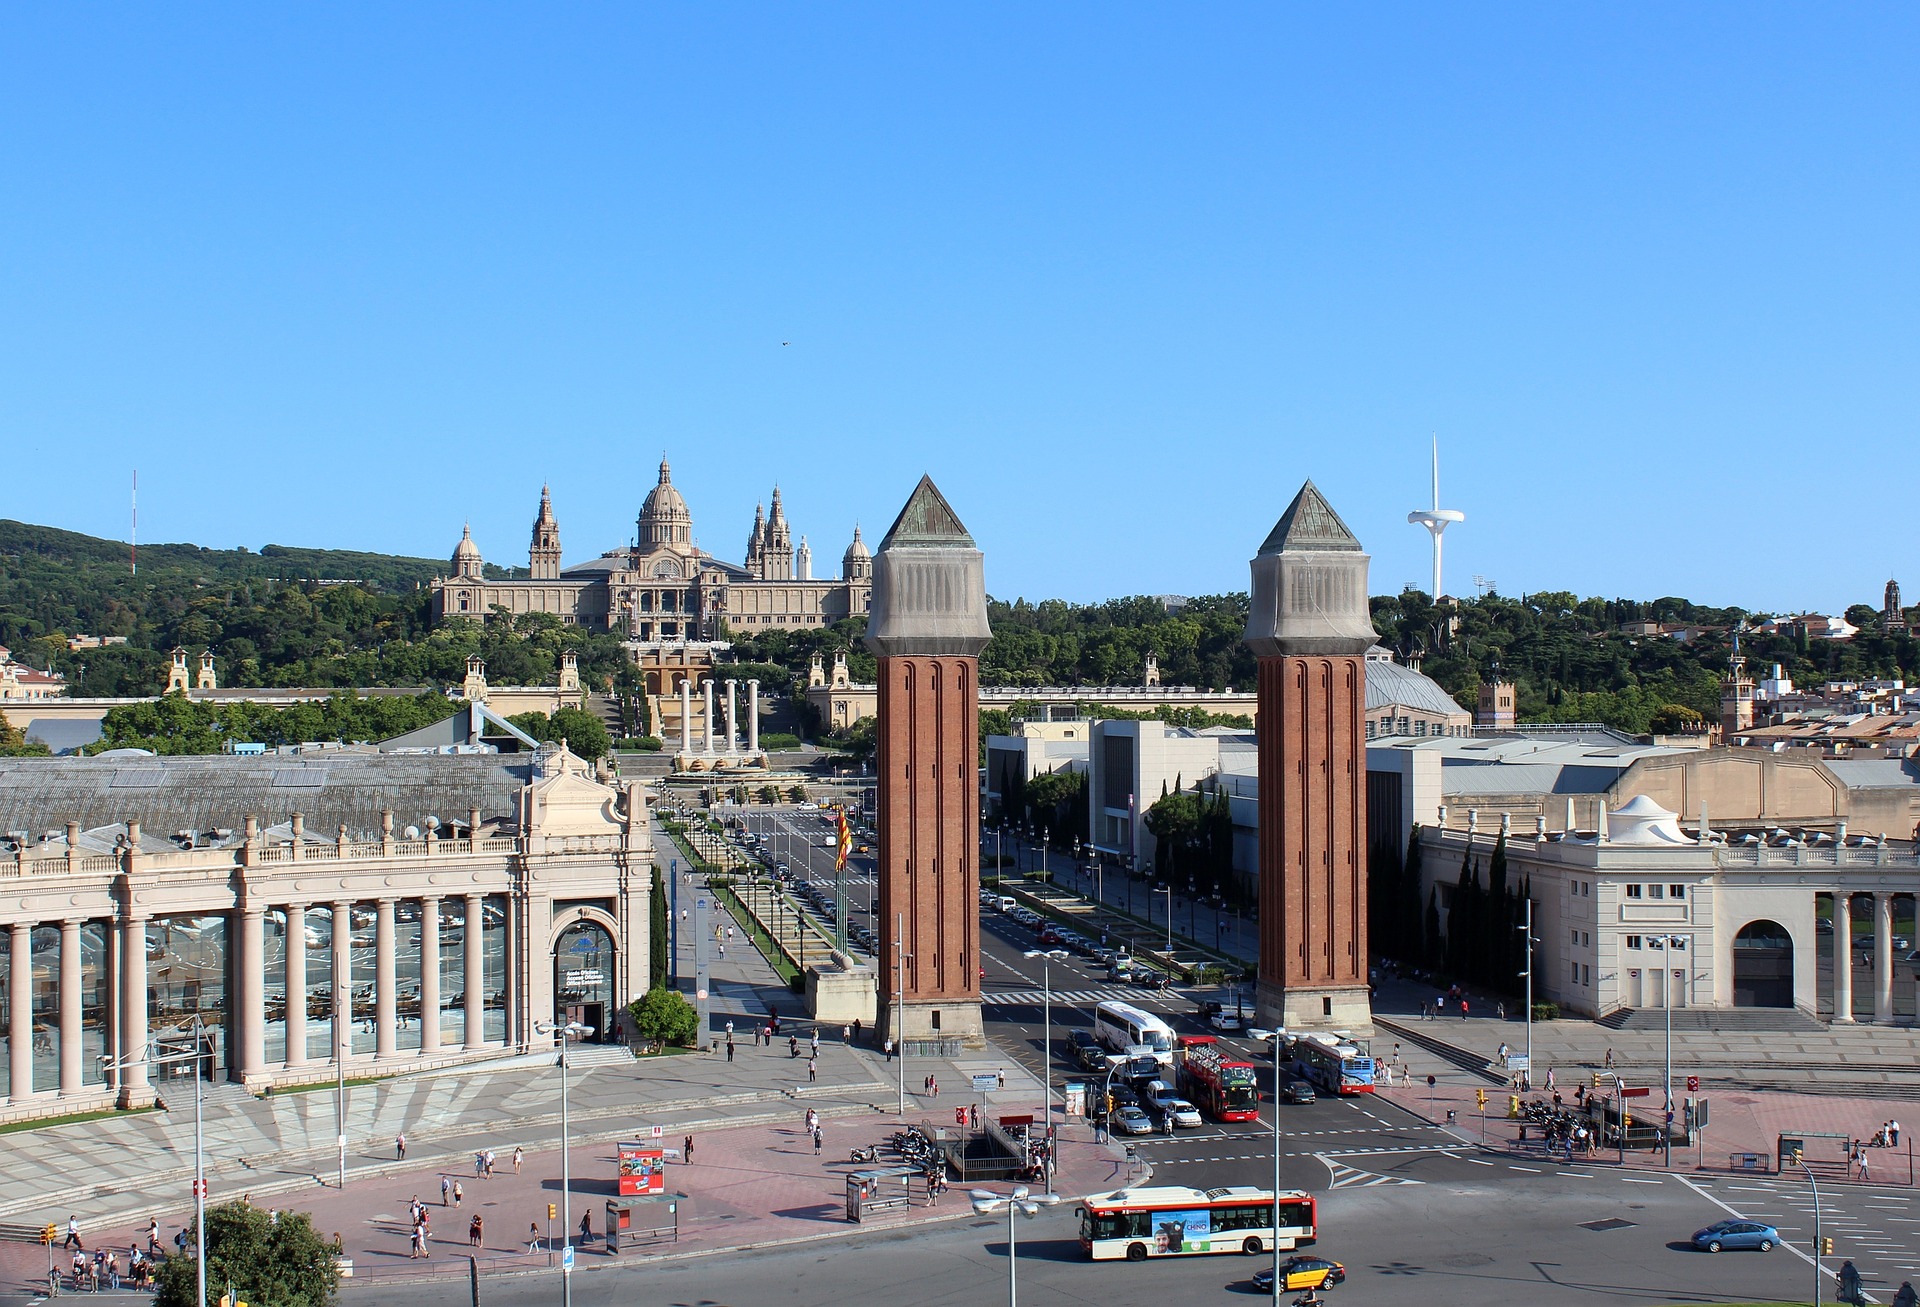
[40,1225,55,1245]
[1507,1094,1520,1119]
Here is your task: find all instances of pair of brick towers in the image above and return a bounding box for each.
[869,475,1374,1049]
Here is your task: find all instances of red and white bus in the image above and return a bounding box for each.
[1178,1042,1261,1123]
[1077,1185,1316,1261]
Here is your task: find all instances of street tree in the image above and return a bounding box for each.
[154,1201,338,1307]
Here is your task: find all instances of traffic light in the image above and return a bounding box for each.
[40,1224,55,1245]
[1823,1237,1835,1255]
[1623,1111,1633,1129]
[1507,1094,1521,1119]
[547,1204,557,1220]
[1476,1088,1488,1108]
[1592,1072,1603,1089]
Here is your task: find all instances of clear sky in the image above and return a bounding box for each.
[3,7,1914,613]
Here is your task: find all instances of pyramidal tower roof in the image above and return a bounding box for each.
[878,474,975,550]
[1258,480,1361,555]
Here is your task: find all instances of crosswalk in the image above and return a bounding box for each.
[984,987,1171,1007]
[1323,1160,1425,1188]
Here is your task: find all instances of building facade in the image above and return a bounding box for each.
[0,747,652,1124]
[428,464,872,640]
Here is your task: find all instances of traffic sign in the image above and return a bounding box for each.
[651,1125,664,1138]
[1620,1086,1652,1098]
[971,1073,998,1092]
[562,1246,574,1271]
[192,1179,208,1198]
[1685,1075,1699,1093]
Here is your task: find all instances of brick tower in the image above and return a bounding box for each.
[1245,481,1377,1034]
[865,476,991,1049]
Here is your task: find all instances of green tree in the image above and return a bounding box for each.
[758,784,780,805]
[786,784,809,803]
[154,1201,338,1307]
[628,986,699,1046]
[547,706,611,761]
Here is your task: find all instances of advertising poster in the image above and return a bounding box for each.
[617,1142,665,1196]
[1151,1208,1211,1254]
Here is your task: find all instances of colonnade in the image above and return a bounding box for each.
[676,677,761,754]
[1829,889,1913,1025]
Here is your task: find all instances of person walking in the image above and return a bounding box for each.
[684,1134,694,1165]
[513,1145,524,1175]
[1459,998,1469,1020]
[842,1024,851,1044]
[453,1181,463,1208]
[1604,1047,1615,1070]
[789,1034,799,1058]
[441,1175,453,1206]
[527,1222,541,1254]
[808,1055,818,1082]
[1859,1150,1872,1182]
[883,1037,894,1061]
[811,1030,821,1056]
[813,1126,823,1156]
[484,1149,496,1178]
[145,1218,160,1256]
[853,1017,863,1044]
[468,1215,483,1248]
[1545,1067,1556,1093]
[64,1216,81,1251]
[578,1210,593,1247]
[396,1132,408,1160]
[726,1035,735,1062]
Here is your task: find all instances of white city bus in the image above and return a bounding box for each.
[1077,1185,1317,1261]
[1092,1000,1176,1067]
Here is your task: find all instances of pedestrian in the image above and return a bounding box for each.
[764,1024,773,1046]
[485,1149,496,1178]
[997,1069,1005,1089]
[790,1035,799,1058]
[469,1215,483,1248]
[842,1024,851,1044]
[579,1210,593,1247]
[1459,998,1469,1020]
[441,1175,452,1206]
[811,1030,821,1055]
[813,1127,823,1156]
[726,1036,735,1062]
[853,1017,863,1044]
[527,1222,541,1254]
[396,1132,407,1160]
[453,1180,463,1207]
[1859,1151,1872,1181]
[883,1037,894,1061]
[1604,1047,1615,1070]
[513,1145,524,1175]
[970,1104,979,1128]
[1545,1067,1556,1092]
[1893,1120,1903,1147]
[1498,1042,1509,1063]
[808,1056,817,1082]
[64,1216,81,1251]
[924,1074,933,1095]
[684,1134,694,1165]
[146,1218,159,1256]
[726,1019,735,1038]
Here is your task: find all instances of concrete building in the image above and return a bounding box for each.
[0,745,653,1124]
[429,465,872,640]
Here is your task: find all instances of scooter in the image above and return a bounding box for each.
[849,1145,879,1164]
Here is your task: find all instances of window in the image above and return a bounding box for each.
[1366,722,1377,740]
[1582,964,1591,986]
[1582,932,1590,947]
[1626,935,1642,950]
[1669,885,1686,899]
[1648,885,1664,900]
[1626,884,1643,899]
[1584,882,1591,897]
[1415,720,1428,736]
[1571,929,1579,945]
[1571,961,1579,982]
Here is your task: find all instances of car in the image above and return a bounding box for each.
[1282,1079,1316,1104]
[1111,1105,1155,1135]
[1253,1257,1346,1293]
[1154,1096,1203,1128]
[1209,1011,1244,1033]
[1692,1220,1779,1253]
[1195,999,1224,1018]
[1067,1029,1100,1053]
[1076,1045,1112,1072]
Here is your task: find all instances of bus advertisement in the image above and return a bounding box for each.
[1178,1044,1261,1122]
[1077,1185,1316,1261]
[1293,1033,1375,1095]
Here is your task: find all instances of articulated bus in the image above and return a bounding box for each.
[1293,1033,1375,1095]
[1077,1185,1317,1261]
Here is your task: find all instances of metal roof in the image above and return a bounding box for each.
[1822,759,1920,790]
[1363,660,1471,719]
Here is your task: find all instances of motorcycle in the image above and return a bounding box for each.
[849,1145,879,1164]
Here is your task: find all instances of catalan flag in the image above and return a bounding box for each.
[835,807,852,871]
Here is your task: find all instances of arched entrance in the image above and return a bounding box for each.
[553,919,617,1043]
[1732,920,1794,1008]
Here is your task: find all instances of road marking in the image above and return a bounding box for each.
[1320,1158,1424,1188]
[1467,1157,1494,1166]
[1675,1175,1876,1304]
[1509,1165,1541,1173]
[1557,1173,1596,1179]
[1620,1177,1664,1185]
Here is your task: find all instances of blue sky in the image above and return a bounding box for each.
[3,7,1915,613]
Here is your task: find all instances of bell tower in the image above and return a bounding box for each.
[529,486,562,580]
[867,475,992,1049]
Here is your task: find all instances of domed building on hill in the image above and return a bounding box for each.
[429,459,871,652]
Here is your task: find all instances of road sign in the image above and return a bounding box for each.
[971,1073,998,1092]
[1620,1086,1652,1098]
[562,1246,574,1271]
[1504,1054,1530,1071]
[651,1125,664,1138]
[192,1179,207,1198]
[1686,1075,1699,1093]
[695,988,708,1000]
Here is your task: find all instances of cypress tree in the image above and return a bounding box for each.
[649,863,668,991]
[1402,827,1426,966]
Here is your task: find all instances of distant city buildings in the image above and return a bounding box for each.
[0,647,65,701]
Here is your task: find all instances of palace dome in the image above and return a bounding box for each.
[638,458,692,548]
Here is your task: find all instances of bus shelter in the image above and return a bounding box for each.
[845,1166,922,1223]
[605,1193,690,1251]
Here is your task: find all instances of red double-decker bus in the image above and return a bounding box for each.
[1178,1041,1261,1122]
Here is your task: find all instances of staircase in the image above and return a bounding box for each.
[1597,1007,1825,1033]
[562,1044,637,1070]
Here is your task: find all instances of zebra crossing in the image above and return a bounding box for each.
[1322,1159,1425,1188]
[983,987,1172,1008]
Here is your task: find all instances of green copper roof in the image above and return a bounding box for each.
[878,474,976,550]
[1257,480,1361,555]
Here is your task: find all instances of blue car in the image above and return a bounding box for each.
[1692,1219,1779,1253]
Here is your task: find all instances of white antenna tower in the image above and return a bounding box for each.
[131,469,138,576]
[1406,436,1463,598]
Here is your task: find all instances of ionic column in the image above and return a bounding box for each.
[118,915,148,1100]
[702,680,715,754]
[1833,892,1855,1023]
[725,679,738,754]
[331,901,352,1062]
[747,679,760,753]
[679,678,693,754]
[237,904,266,1080]
[463,893,485,1049]
[420,897,441,1056]
[1874,891,1895,1024]
[285,906,308,1067]
[375,899,397,1059]
[58,920,82,1096]
[7,924,28,1099]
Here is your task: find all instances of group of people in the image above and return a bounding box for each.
[55,1215,171,1292]
[1418,986,1474,1020]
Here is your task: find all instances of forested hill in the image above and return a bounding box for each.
[4,518,1915,735]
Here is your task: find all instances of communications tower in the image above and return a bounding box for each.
[1407,438,1464,599]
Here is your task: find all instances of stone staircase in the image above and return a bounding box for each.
[1597,1007,1825,1033]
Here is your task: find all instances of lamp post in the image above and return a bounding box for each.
[1024,948,1068,1177]
[102,1018,208,1307]
[535,1018,593,1307]
[894,913,909,1116]
[1788,1148,1823,1307]
[1153,886,1173,961]
[969,1185,1061,1307]
[1518,897,1535,1090]
[1649,933,1691,1168]
[1249,1026,1285,1305]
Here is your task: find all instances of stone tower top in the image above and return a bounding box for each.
[452,524,484,580]
[1245,481,1376,658]
[529,485,563,580]
[865,476,991,658]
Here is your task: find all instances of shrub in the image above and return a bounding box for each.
[1531,1002,1560,1021]
[629,987,699,1046]
[760,732,802,751]
[786,784,810,803]
[617,736,663,752]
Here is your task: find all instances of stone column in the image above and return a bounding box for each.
[375,899,397,1058]
[679,678,693,755]
[1874,891,1894,1024]
[725,679,738,754]
[464,893,486,1049]
[1244,482,1378,1034]
[702,680,715,754]
[7,924,28,1100]
[1833,892,1855,1023]
[420,897,441,1055]
[117,915,149,1102]
[58,919,82,1096]
[237,904,266,1080]
[747,679,760,754]
[331,901,352,1062]
[285,906,308,1067]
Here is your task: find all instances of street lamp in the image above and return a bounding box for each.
[1152,885,1173,961]
[970,1185,1061,1307]
[103,1017,208,1307]
[1648,933,1691,1168]
[1787,1147,1824,1307]
[1024,948,1068,1177]
[1250,1026,1286,1305]
[535,1018,594,1307]
[1517,898,1536,1090]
